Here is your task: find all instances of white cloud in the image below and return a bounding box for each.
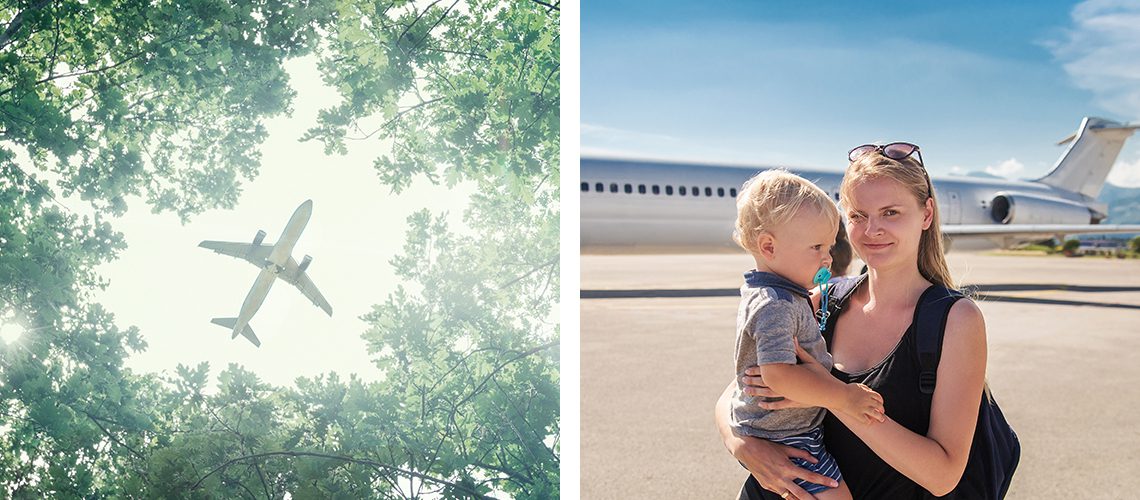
[947,165,968,175]
[579,145,653,159]
[1048,0,1140,116]
[985,158,1026,178]
[579,124,680,160]
[1107,153,1140,187]
[580,123,679,144]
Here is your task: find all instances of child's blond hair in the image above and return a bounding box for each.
[733,169,840,254]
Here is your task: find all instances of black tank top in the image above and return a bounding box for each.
[821,288,932,498]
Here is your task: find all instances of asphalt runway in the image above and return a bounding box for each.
[580,251,1140,499]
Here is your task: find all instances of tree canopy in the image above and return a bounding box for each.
[0,0,559,496]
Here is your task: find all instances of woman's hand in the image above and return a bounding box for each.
[729,435,837,500]
[739,340,826,411]
[717,380,836,499]
[792,339,832,379]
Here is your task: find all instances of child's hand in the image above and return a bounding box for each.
[841,383,885,424]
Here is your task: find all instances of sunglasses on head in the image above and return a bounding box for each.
[847,142,924,167]
[847,142,933,198]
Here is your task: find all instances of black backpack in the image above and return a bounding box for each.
[826,276,1020,499]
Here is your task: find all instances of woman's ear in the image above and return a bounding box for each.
[922,197,934,230]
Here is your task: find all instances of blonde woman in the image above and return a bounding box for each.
[716,143,988,499]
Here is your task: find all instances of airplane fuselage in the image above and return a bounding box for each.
[230,200,312,338]
[581,158,1102,252]
[582,117,1140,253]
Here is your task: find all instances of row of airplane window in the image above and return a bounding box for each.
[580,181,738,198]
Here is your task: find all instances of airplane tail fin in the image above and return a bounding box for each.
[210,317,261,347]
[1036,116,1140,199]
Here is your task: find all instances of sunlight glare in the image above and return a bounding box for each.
[0,320,25,345]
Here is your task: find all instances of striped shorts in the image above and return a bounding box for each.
[766,427,843,494]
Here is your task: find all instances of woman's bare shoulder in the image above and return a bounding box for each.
[945,296,985,339]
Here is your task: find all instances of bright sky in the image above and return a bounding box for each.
[582,0,1140,187]
[88,56,473,388]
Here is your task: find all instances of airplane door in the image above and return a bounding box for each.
[946,191,961,224]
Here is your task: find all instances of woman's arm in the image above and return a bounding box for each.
[715,380,838,499]
[828,299,987,496]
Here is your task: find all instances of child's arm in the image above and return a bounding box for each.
[749,297,884,424]
[760,361,884,424]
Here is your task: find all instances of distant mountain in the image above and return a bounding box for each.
[1098,183,1140,226]
[964,171,1003,179]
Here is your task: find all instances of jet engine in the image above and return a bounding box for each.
[252,230,267,246]
[989,192,1095,225]
[298,255,312,273]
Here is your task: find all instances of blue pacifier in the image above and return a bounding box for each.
[813,267,832,332]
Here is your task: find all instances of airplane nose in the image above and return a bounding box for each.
[294,199,314,218]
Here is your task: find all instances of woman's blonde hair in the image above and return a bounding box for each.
[839,153,955,289]
[734,169,839,254]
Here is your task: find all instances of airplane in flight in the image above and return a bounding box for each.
[582,116,1140,253]
[199,199,332,347]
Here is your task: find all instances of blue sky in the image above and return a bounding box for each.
[582,0,1140,186]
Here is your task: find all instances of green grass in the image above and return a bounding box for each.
[1019,244,1057,253]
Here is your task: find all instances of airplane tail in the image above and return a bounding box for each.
[1036,116,1140,199]
[210,317,261,347]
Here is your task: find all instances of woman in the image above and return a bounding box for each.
[716,143,988,499]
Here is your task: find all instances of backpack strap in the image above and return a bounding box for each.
[820,274,867,342]
[914,285,966,395]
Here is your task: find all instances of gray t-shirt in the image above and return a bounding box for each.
[731,271,835,439]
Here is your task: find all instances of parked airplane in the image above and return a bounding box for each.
[582,116,1140,253]
[200,199,332,347]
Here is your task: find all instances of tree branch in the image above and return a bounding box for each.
[527,0,560,12]
[346,97,444,141]
[81,409,146,461]
[46,0,62,82]
[192,451,494,498]
[397,0,444,44]
[492,377,557,462]
[410,0,460,53]
[0,48,148,99]
[254,458,271,500]
[423,396,459,474]
[519,65,558,136]
[422,47,488,60]
[425,346,503,396]
[0,0,52,49]
[456,340,558,408]
[499,255,558,289]
[473,460,533,485]
[222,476,259,500]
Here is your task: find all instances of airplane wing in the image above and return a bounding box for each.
[199,241,274,266]
[280,257,333,316]
[943,224,1140,238]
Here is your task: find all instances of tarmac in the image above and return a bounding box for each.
[580,251,1140,499]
